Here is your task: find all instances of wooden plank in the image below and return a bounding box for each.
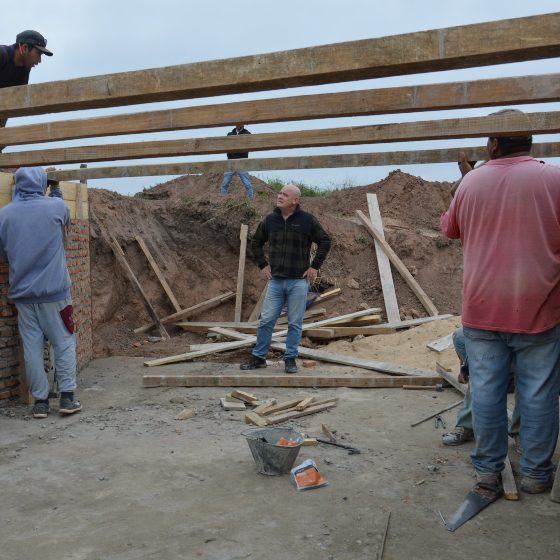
[305,326,395,337]
[551,466,560,503]
[7,110,560,167]
[502,457,519,501]
[295,396,315,411]
[177,321,259,333]
[258,397,309,416]
[244,411,269,426]
[143,307,381,367]
[302,328,336,339]
[329,314,381,326]
[108,234,170,339]
[357,211,438,316]
[265,401,337,425]
[252,399,277,414]
[277,307,327,325]
[5,73,560,147]
[427,333,454,352]
[18,338,32,404]
[367,193,400,323]
[234,224,249,323]
[134,291,234,334]
[230,389,257,403]
[3,14,560,118]
[435,364,467,395]
[211,326,438,377]
[135,235,181,313]
[143,374,445,388]
[313,288,341,304]
[248,282,268,322]
[47,142,560,181]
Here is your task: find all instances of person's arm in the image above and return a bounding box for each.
[305,218,331,281]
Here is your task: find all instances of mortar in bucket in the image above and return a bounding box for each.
[242,427,304,475]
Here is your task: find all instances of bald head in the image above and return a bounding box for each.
[277,183,301,217]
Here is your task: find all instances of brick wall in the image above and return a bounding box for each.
[0,172,92,404]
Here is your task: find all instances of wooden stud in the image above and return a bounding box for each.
[234,224,248,323]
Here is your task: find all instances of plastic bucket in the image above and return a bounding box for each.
[242,427,304,476]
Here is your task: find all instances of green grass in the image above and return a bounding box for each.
[264,177,325,197]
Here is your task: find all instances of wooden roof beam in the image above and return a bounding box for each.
[0,12,559,118]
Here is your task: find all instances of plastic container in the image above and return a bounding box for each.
[242,427,304,476]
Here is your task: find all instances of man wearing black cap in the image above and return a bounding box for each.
[0,30,53,129]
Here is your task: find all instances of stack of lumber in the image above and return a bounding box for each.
[244,395,338,426]
[220,389,276,411]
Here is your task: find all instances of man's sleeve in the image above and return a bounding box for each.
[440,196,461,239]
[250,219,269,269]
[310,218,331,269]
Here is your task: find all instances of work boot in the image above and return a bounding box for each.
[240,355,267,370]
[473,472,503,502]
[59,396,82,415]
[442,426,474,446]
[520,475,554,494]
[284,357,298,374]
[31,400,49,419]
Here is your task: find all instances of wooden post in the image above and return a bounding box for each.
[234,224,248,322]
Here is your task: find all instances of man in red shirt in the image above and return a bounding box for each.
[441,110,560,498]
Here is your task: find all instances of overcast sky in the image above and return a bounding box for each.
[2,0,559,194]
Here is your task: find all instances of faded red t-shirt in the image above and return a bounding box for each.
[441,156,560,333]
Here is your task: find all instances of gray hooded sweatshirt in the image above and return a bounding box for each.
[0,167,71,303]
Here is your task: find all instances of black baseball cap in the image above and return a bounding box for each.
[15,30,53,56]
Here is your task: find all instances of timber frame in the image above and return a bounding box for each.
[0,12,559,179]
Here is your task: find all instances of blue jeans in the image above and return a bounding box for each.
[464,325,560,480]
[252,278,308,360]
[453,327,521,435]
[220,171,253,198]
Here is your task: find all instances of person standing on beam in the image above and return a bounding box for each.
[220,125,254,199]
[0,30,53,135]
[240,183,331,374]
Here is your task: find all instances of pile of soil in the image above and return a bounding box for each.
[89,170,463,359]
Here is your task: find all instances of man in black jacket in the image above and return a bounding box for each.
[220,125,254,198]
[0,30,53,130]
[241,184,331,374]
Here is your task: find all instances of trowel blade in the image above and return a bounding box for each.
[446,491,493,532]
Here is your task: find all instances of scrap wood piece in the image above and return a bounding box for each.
[312,287,342,305]
[244,411,268,426]
[177,320,259,333]
[220,397,246,411]
[356,210,439,316]
[264,401,338,425]
[551,466,560,503]
[135,291,235,334]
[322,423,336,442]
[269,397,338,417]
[142,374,445,388]
[277,306,327,325]
[230,389,257,403]
[210,327,437,377]
[135,235,181,313]
[295,396,315,411]
[367,193,400,323]
[234,224,249,322]
[435,363,466,395]
[248,282,268,322]
[108,234,170,339]
[427,333,454,352]
[252,398,277,414]
[502,457,519,501]
[144,307,381,367]
[329,314,381,326]
[258,396,309,416]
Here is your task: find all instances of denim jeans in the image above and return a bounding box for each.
[220,171,254,198]
[252,278,308,360]
[16,298,77,400]
[464,325,560,480]
[453,327,520,435]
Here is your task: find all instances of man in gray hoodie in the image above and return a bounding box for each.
[0,167,81,418]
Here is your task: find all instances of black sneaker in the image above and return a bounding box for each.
[284,357,298,374]
[31,401,49,419]
[59,397,82,415]
[240,355,267,370]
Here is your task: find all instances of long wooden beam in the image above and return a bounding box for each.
[4,110,560,168]
[1,13,559,119]
[47,142,560,182]
[3,73,560,147]
[142,374,446,388]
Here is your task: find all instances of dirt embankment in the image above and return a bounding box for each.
[88,170,463,358]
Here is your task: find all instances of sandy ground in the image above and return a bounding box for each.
[1,347,559,560]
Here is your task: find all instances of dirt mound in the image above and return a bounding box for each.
[89,170,463,358]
